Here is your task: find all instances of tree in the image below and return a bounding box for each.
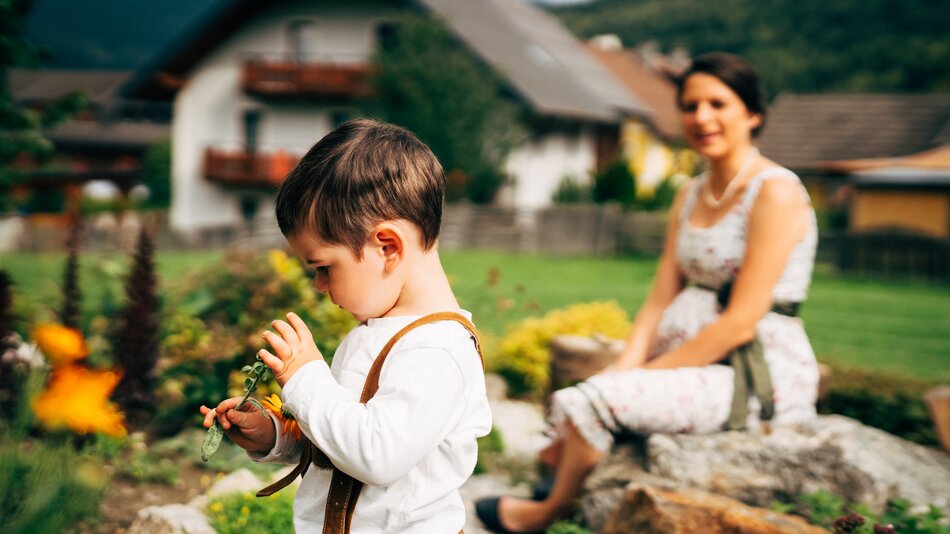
[593,159,636,208]
[366,13,526,203]
[141,139,171,208]
[0,0,86,210]
[552,0,950,94]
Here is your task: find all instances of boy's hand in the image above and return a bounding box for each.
[200,397,276,453]
[259,312,325,387]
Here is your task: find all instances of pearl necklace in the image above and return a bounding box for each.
[702,147,759,209]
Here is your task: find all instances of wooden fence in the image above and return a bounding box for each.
[4,206,948,282]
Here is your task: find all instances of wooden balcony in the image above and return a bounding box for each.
[242,59,373,99]
[203,148,298,188]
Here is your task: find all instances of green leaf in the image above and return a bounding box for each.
[245,397,267,416]
[241,365,253,374]
[244,377,253,391]
[200,421,225,462]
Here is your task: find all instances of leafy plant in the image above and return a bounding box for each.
[818,368,939,445]
[59,221,82,329]
[552,175,592,204]
[774,489,949,534]
[592,160,636,209]
[207,490,295,534]
[0,269,19,419]
[112,225,161,428]
[0,436,109,533]
[201,357,271,462]
[547,516,594,534]
[474,426,505,475]
[153,249,355,437]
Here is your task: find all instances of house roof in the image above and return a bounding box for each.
[584,42,681,140]
[121,0,649,122]
[10,69,131,106]
[44,120,169,152]
[756,93,950,170]
[817,144,950,188]
[417,0,651,122]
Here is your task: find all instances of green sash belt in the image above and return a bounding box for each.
[693,281,800,430]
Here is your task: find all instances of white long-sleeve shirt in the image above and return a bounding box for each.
[252,312,492,533]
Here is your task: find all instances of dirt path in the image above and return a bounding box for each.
[96,463,213,533]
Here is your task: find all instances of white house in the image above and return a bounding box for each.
[122,0,653,235]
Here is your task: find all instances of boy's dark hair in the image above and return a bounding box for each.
[675,52,767,137]
[275,119,445,256]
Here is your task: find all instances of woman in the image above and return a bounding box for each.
[476,52,820,533]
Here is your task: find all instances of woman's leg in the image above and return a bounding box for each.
[497,421,603,532]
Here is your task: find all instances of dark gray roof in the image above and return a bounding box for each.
[418,0,651,122]
[757,93,950,170]
[10,69,131,105]
[851,168,950,188]
[44,120,169,151]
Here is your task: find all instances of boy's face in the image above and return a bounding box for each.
[287,231,399,323]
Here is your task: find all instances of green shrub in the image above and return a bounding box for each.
[547,517,594,534]
[492,301,630,398]
[818,368,939,446]
[153,249,356,436]
[552,175,592,203]
[0,435,108,533]
[592,160,636,208]
[774,489,948,533]
[207,490,295,534]
[474,426,505,475]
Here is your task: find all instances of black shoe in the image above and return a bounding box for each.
[475,497,511,533]
[474,496,544,534]
[531,477,554,501]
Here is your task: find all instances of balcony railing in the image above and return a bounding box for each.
[242,59,373,99]
[204,147,298,188]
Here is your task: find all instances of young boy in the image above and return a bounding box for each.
[200,119,492,533]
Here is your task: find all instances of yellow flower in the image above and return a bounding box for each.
[262,393,301,440]
[268,249,301,279]
[32,364,127,437]
[32,324,90,367]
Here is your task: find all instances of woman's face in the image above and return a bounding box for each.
[679,73,762,161]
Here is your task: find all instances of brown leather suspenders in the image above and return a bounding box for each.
[257,312,483,534]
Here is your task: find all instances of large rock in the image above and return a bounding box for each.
[127,504,215,534]
[583,415,950,531]
[603,485,828,534]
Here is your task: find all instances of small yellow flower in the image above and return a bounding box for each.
[209,502,224,513]
[262,394,301,440]
[32,324,90,367]
[32,364,127,437]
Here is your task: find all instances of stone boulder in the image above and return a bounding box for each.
[582,415,950,532]
[127,504,215,534]
[603,485,828,534]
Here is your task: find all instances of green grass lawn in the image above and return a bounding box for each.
[3,249,948,380]
[441,250,950,381]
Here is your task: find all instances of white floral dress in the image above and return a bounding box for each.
[548,167,820,453]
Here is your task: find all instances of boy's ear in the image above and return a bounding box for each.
[371,222,405,272]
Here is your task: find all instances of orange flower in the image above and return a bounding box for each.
[261,394,300,440]
[32,364,127,438]
[32,324,90,367]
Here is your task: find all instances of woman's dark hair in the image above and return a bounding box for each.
[676,52,767,137]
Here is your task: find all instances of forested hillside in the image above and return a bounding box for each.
[549,0,950,95]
